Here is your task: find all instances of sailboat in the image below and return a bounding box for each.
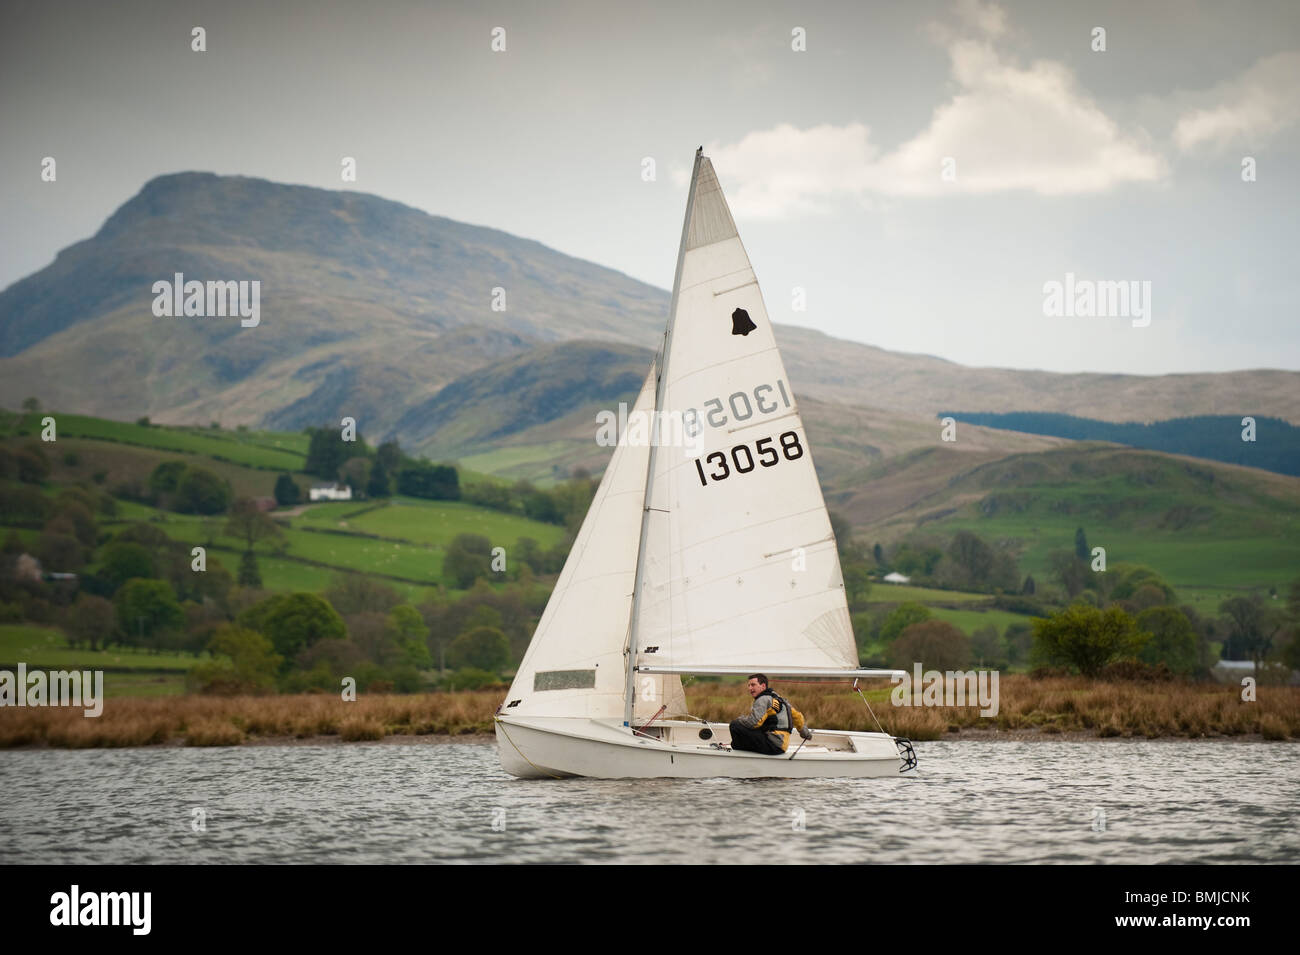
[495,148,917,779]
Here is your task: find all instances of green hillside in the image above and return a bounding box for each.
[1,411,568,593]
[849,445,1300,605]
[0,409,306,470]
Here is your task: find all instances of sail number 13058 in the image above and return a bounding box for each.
[694,431,803,486]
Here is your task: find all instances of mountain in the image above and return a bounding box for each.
[2,172,1299,477]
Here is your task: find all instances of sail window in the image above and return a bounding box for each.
[534,670,597,691]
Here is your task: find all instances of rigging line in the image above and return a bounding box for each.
[853,680,889,737]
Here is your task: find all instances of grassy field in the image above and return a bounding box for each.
[928,606,1042,636]
[456,441,579,484]
[2,411,306,471]
[0,625,201,671]
[146,498,563,591]
[865,583,992,605]
[298,498,567,550]
[0,625,197,698]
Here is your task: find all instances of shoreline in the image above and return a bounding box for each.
[3,728,1293,750]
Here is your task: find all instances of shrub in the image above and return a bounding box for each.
[445,668,501,691]
[890,620,972,671]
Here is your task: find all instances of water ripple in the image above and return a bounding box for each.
[1,740,1296,864]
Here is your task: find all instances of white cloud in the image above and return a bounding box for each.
[703,1,1166,215]
[1174,51,1300,152]
[683,123,880,217]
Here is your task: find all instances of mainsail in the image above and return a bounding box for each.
[630,153,858,681]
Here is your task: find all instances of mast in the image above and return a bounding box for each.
[623,146,703,727]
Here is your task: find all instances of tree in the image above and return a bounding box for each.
[828,511,854,556]
[366,460,391,498]
[149,460,188,496]
[1074,527,1089,561]
[1004,622,1034,666]
[21,396,40,413]
[324,574,401,616]
[238,551,262,588]
[1031,603,1147,676]
[937,530,1019,592]
[340,457,372,498]
[35,532,86,572]
[880,602,932,644]
[273,473,302,507]
[186,626,282,695]
[1135,606,1198,674]
[62,594,115,651]
[890,620,972,671]
[14,444,50,484]
[1022,574,1036,595]
[447,625,510,672]
[843,562,872,608]
[891,541,943,577]
[114,579,185,650]
[970,624,1004,668]
[377,440,403,474]
[239,592,346,662]
[174,467,231,515]
[397,461,460,500]
[0,483,48,524]
[304,427,354,480]
[1110,564,1176,604]
[45,498,96,547]
[1219,595,1286,674]
[442,533,494,589]
[872,542,884,566]
[225,498,284,553]
[1048,550,1089,599]
[387,604,431,668]
[513,537,544,575]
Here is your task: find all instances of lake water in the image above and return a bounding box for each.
[2,740,1296,864]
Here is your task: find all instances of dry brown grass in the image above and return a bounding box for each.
[1,678,1296,748]
[0,691,502,748]
[682,676,1300,742]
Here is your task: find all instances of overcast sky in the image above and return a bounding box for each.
[3,0,1298,374]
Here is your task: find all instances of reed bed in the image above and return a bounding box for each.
[0,691,501,748]
[680,676,1300,742]
[0,678,1296,748]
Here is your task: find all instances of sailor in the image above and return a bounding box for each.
[728,674,813,754]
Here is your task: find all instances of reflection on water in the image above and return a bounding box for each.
[1,740,1296,864]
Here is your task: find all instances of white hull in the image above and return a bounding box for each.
[495,715,915,780]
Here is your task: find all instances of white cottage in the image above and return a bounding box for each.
[309,483,353,502]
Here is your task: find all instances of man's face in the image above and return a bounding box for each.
[747,678,766,699]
